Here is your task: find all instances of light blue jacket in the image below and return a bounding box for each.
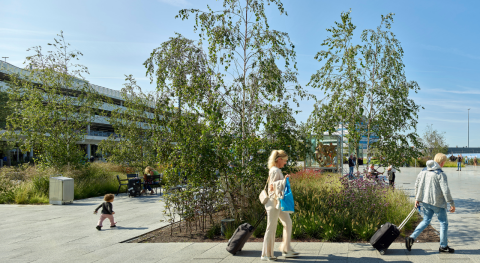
[415,160,455,208]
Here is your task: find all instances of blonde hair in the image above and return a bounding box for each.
[268,150,288,169]
[434,153,447,164]
[104,194,114,202]
[144,166,154,175]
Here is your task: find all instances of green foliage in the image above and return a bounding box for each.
[0,91,10,129]
[288,170,416,241]
[308,11,423,170]
[0,162,126,204]
[443,161,464,168]
[206,223,221,239]
[99,76,160,174]
[139,0,312,230]
[421,124,448,157]
[3,31,101,168]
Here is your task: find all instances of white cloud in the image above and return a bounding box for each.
[421,44,480,60]
[423,117,480,124]
[418,99,480,113]
[425,88,480,95]
[157,0,190,7]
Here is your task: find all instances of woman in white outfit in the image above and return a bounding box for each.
[261,150,298,261]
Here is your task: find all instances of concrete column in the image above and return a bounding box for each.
[87,144,91,159]
[87,125,91,136]
[30,147,33,158]
[120,101,123,106]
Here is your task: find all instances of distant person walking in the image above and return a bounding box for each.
[387,164,396,187]
[348,155,355,179]
[457,155,462,171]
[94,194,117,230]
[405,153,455,253]
[474,156,477,167]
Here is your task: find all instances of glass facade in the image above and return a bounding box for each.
[305,135,341,171]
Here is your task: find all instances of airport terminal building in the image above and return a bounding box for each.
[0,60,131,164]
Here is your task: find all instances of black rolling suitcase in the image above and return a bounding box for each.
[370,207,417,255]
[127,178,142,197]
[226,211,266,255]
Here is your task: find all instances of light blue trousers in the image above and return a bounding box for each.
[410,203,449,248]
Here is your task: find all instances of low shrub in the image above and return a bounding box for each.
[290,173,416,241]
[206,223,221,239]
[443,161,464,168]
[245,170,416,242]
[0,162,127,204]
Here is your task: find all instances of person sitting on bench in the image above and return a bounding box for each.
[368,164,383,179]
[142,166,156,195]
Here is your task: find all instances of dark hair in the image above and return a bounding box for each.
[104,194,114,202]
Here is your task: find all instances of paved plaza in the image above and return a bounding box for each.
[1,167,480,262]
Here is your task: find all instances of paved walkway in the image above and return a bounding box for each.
[1,167,480,262]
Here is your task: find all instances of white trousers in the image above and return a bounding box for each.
[261,198,292,257]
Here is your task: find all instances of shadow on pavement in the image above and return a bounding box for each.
[69,202,98,206]
[455,198,480,214]
[109,227,148,230]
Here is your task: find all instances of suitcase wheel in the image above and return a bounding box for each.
[379,250,385,255]
[239,249,241,252]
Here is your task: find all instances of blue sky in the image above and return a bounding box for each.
[1,0,479,147]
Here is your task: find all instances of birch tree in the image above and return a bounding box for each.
[4,31,101,168]
[145,0,311,219]
[308,12,422,170]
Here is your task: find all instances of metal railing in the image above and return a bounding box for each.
[87,130,117,137]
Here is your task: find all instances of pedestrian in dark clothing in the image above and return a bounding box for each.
[94,194,117,230]
[348,155,354,179]
[456,155,462,171]
[387,165,396,187]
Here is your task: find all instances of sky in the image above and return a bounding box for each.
[1,0,479,148]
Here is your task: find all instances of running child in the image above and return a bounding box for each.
[94,194,117,230]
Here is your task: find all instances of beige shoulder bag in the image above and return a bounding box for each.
[259,176,270,205]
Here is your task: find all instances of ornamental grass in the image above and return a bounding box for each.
[0,162,125,204]
[252,170,417,242]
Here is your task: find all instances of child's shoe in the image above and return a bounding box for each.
[96,226,101,231]
[110,224,117,228]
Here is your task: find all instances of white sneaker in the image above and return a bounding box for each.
[260,256,277,261]
[282,250,299,257]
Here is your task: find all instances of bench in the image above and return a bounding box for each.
[116,174,142,196]
[144,174,162,195]
[116,175,128,196]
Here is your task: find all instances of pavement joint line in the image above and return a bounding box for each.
[65,236,90,243]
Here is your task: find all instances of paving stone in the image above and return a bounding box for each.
[319,242,348,257]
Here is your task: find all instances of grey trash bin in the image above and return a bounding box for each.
[49,176,74,205]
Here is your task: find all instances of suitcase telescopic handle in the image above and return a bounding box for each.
[398,207,417,230]
[253,210,267,229]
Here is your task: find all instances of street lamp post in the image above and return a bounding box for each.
[468,108,470,148]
